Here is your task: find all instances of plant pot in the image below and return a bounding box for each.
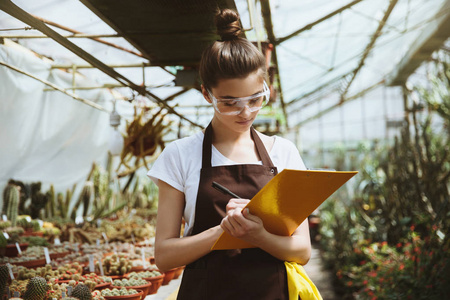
[94,282,111,290]
[110,282,152,298]
[56,280,71,284]
[173,266,185,279]
[103,289,143,300]
[107,274,128,280]
[162,268,176,286]
[11,258,46,268]
[143,274,165,295]
[5,243,29,257]
[129,265,144,273]
[49,251,70,259]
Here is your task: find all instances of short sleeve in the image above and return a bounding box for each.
[147,142,184,192]
[272,136,307,171]
[286,141,307,170]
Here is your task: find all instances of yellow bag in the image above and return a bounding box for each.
[285,261,323,300]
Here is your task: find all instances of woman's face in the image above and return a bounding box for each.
[203,71,265,133]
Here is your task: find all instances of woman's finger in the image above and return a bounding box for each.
[226,198,251,212]
[242,208,262,224]
[220,217,235,233]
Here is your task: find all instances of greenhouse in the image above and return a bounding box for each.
[0,0,449,299]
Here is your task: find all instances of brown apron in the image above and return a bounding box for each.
[177,123,288,300]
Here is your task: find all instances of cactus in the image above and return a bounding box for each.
[84,280,96,291]
[57,193,66,219]
[70,182,91,221]
[71,284,92,300]
[0,265,10,297]
[6,185,20,227]
[23,277,49,300]
[2,184,11,215]
[82,183,93,217]
[45,185,55,218]
[29,182,48,219]
[65,189,72,219]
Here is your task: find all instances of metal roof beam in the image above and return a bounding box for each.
[0,0,202,128]
[293,80,383,129]
[0,59,108,112]
[31,14,143,58]
[386,0,450,86]
[275,0,365,45]
[260,0,289,127]
[340,0,399,99]
[0,33,121,39]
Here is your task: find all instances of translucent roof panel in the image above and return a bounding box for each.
[0,0,448,130]
[265,0,448,121]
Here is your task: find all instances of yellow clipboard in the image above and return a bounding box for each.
[211,169,358,250]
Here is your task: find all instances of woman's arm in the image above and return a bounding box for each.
[221,200,311,264]
[154,180,223,272]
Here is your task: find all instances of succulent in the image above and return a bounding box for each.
[0,231,7,248]
[101,288,138,297]
[5,184,20,227]
[71,284,92,300]
[23,277,49,300]
[0,220,11,229]
[45,184,55,218]
[128,270,161,278]
[0,265,10,297]
[112,278,147,287]
[8,279,28,295]
[84,280,97,291]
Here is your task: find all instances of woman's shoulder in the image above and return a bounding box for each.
[165,131,203,154]
[273,135,298,151]
[255,130,297,153]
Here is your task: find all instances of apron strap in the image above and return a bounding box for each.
[250,126,275,167]
[202,122,275,168]
[202,123,214,168]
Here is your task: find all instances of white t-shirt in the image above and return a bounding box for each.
[147,130,307,236]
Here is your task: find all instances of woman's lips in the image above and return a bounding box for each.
[236,119,252,125]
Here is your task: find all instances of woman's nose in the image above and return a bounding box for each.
[238,104,252,117]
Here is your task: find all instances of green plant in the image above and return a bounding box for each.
[5,184,20,227]
[340,226,450,299]
[0,265,9,297]
[71,283,92,300]
[0,232,7,248]
[23,277,49,300]
[318,53,450,299]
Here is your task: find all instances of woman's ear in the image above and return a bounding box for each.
[201,85,212,104]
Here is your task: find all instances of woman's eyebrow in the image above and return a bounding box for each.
[218,89,264,99]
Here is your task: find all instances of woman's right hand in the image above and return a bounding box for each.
[226,198,250,214]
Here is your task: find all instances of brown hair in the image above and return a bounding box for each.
[199,9,267,90]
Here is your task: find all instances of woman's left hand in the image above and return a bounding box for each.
[220,207,265,243]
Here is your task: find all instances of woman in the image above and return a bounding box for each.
[148,9,311,299]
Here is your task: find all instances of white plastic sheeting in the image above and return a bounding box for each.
[0,0,448,200]
[0,39,115,207]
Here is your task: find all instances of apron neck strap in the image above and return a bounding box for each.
[202,122,275,168]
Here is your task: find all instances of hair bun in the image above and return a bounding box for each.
[215,9,242,41]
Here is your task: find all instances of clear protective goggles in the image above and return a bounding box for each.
[208,81,270,115]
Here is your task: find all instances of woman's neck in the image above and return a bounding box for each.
[210,118,252,145]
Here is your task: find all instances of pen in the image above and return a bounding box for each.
[212,181,241,199]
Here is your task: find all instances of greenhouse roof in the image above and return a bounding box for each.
[0,0,449,129]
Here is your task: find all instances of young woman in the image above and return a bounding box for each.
[148,9,311,299]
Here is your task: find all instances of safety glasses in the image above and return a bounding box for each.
[207,81,270,115]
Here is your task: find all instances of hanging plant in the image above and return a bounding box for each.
[117,106,172,176]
